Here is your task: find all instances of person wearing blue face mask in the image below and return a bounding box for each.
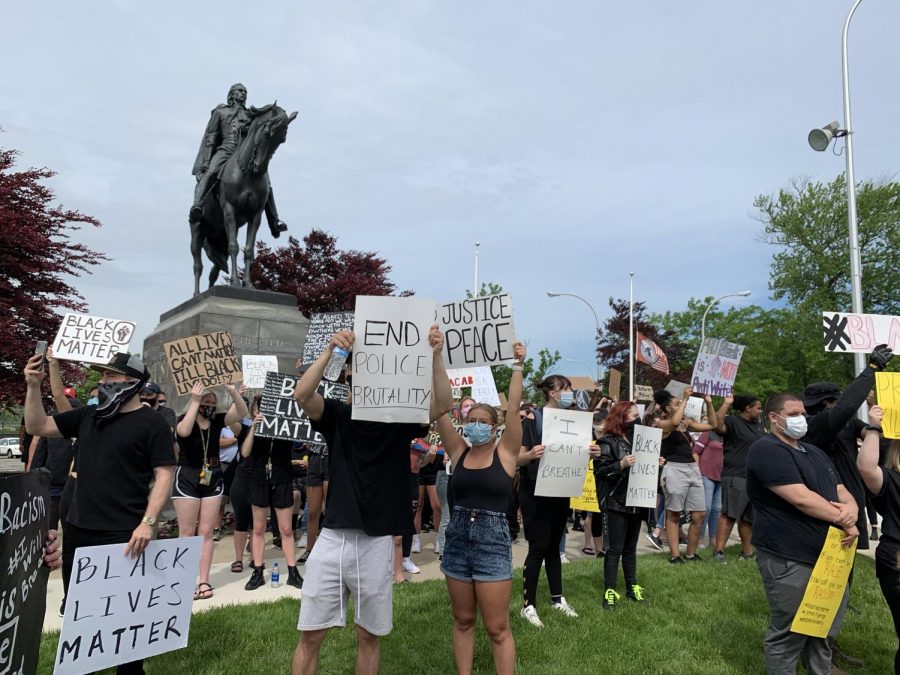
[517,375,580,628]
[436,341,526,675]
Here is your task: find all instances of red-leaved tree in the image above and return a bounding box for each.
[250,229,410,316]
[0,146,107,407]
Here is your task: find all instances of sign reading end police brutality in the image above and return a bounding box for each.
[55,537,202,675]
[164,331,242,396]
[627,425,662,508]
[352,296,436,424]
[535,409,593,498]
[440,293,516,368]
[52,313,137,365]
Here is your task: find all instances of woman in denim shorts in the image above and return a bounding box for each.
[436,341,526,675]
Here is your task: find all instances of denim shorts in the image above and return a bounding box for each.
[440,506,512,582]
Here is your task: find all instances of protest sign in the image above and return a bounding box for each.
[570,461,600,512]
[664,380,689,399]
[535,409,593,498]
[683,396,705,421]
[608,369,622,400]
[164,331,241,396]
[790,527,857,638]
[52,313,137,365]
[634,385,654,402]
[241,355,278,389]
[691,337,745,397]
[569,376,597,392]
[352,296,436,423]
[822,311,900,353]
[301,312,355,366]
[439,293,516,368]
[875,372,900,439]
[256,372,348,446]
[626,424,662,508]
[471,367,500,406]
[636,404,646,420]
[54,537,202,675]
[0,470,50,675]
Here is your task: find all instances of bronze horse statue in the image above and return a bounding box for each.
[190,103,297,295]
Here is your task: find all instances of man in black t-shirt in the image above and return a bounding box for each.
[746,392,859,675]
[291,326,452,675]
[140,381,178,429]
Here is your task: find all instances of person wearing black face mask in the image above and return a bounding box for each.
[140,381,177,429]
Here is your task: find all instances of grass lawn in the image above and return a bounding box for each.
[39,546,895,674]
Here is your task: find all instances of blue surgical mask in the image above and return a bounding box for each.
[463,421,494,446]
[558,391,574,408]
[87,397,99,406]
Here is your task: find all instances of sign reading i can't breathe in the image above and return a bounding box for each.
[164,331,242,396]
[54,537,202,675]
[439,294,516,368]
[535,409,593,498]
[52,313,137,365]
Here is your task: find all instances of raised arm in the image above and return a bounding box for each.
[241,414,260,458]
[223,383,249,426]
[47,349,73,413]
[686,394,718,432]
[295,330,352,421]
[499,342,526,459]
[716,395,733,435]
[656,387,690,433]
[429,325,453,422]
[23,355,62,438]
[176,381,205,437]
[858,405,885,494]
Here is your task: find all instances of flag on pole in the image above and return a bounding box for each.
[636,332,670,375]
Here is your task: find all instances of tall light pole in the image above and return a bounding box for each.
[473,241,480,297]
[546,291,602,383]
[808,0,866,378]
[565,358,596,380]
[628,273,634,401]
[700,291,751,344]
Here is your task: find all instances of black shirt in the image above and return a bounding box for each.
[519,415,542,494]
[54,405,176,531]
[747,434,842,565]
[311,399,426,536]
[31,437,74,494]
[832,419,871,550]
[720,415,766,478]
[246,437,295,485]
[874,467,900,571]
[176,412,226,468]
[661,429,695,463]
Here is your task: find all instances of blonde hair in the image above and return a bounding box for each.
[465,403,499,425]
[888,440,900,473]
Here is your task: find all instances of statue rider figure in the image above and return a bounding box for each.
[190,83,288,238]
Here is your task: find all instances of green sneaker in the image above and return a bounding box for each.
[627,585,649,606]
[602,588,620,611]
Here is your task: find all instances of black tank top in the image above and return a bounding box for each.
[452,445,513,514]
[661,429,695,463]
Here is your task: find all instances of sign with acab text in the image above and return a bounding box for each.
[164,331,242,396]
[535,409,593,498]
[352,296,436,424]
[626,424,662,508]
[690,337,744,397]
[54,537,202,675]
[790,527,857,638]
[822,312,900,352]
[52,313,137,365]
[439,293,516,368]
[256,372,348,447]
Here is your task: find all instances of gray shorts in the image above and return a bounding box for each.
[297,528,394,636]
[721,475,754,522]
[662,462,705,513]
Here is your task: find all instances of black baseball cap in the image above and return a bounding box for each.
[90,352,149,381]
[802,382,842,408]
[142,382,162,395]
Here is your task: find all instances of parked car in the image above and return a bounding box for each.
[0,437,21,458]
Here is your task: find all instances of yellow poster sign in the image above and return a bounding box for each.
[570,460,600,513]
[875,372,900,439]
[790,527,857,638]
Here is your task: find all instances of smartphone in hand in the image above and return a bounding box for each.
[34,340,48,372]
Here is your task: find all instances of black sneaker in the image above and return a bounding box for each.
[685,553,704,562]
[870,527,880,542]
[646,534,663,551]
[245,565,265,591]
[669,556,685,564]
[272,536,282,549]
[58,597,66,617]
[602,588,620,611]
[287,565,304,589]
[627,585,649,606]
[297,550,310,564]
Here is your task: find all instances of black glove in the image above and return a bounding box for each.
[869,344,894,371]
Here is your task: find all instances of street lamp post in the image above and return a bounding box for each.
[547,291,602,383]
[700,291,751,344]
[565,358,596,381]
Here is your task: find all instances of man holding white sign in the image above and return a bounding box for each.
[291,322,452,675]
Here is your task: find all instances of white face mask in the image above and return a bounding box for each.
[774,413,807,440]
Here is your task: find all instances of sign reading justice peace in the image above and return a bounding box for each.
[439,293,516,369]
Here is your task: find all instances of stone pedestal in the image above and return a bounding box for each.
[142,286,308,413]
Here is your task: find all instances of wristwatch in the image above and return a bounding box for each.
[142,515,158,527]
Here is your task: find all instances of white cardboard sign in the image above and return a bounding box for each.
[52,313,137,365]
[351,296,436,424]
[626,424,662,508]
[683,396,705,421]
[439,293,516,368]
[822,312,900,352]
[690,337,745,397]
[535,409,593,498]
[241,355,279,389]
[54,537,202,674]
[447,366,500,406]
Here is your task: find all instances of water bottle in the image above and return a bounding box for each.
[271,562,280,588]
[323,347,349,381]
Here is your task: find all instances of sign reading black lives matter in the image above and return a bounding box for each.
[164,331,242,396]
[301,312,355,366]
[52,313,137,365]
[55,537,202,675]
[0,470,50,675]
[439,293,516,368]
[256,372,349,446]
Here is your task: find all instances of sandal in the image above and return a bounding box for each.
[194,582,214,600]
[582,547,595,555]
[231,561,243,573]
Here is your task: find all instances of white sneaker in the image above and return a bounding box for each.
[552,596,579,618]
[402,557,421,574]
[411,534,421,553]
[560,553,571,564]
[520,604,544,628]
[297,533,307,549]
[434,540,441,555]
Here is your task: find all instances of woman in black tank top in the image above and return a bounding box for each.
[436,342,526,675]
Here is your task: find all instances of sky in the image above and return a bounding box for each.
[4,1,900,382]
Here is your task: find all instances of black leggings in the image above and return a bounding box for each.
[230,469,252,532]
[603,510,644,590]
[520,491,569,607]
[591,510,604,539]
[877,559,900,675]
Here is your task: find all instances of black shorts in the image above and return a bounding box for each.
[172,465,224,500]
[419,472,437,487]
[410,474,420,503]
[249,481,294,509]
[307,453,329,487]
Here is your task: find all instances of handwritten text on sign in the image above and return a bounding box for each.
[823,312,900,353]
[627,425,662,508]
[440,294,516,368]
[241,355,278,389]
[352,296,435,424]
[164,332,242,396]
[535,409,593,498]
[52,313,137,365]
[875,372,900,440]
[570,461,600,513]
[256,372,348,446]
[790,527,856,638]
[691,337,744,397]
[55,537,202,675]
[301,312,355,366]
